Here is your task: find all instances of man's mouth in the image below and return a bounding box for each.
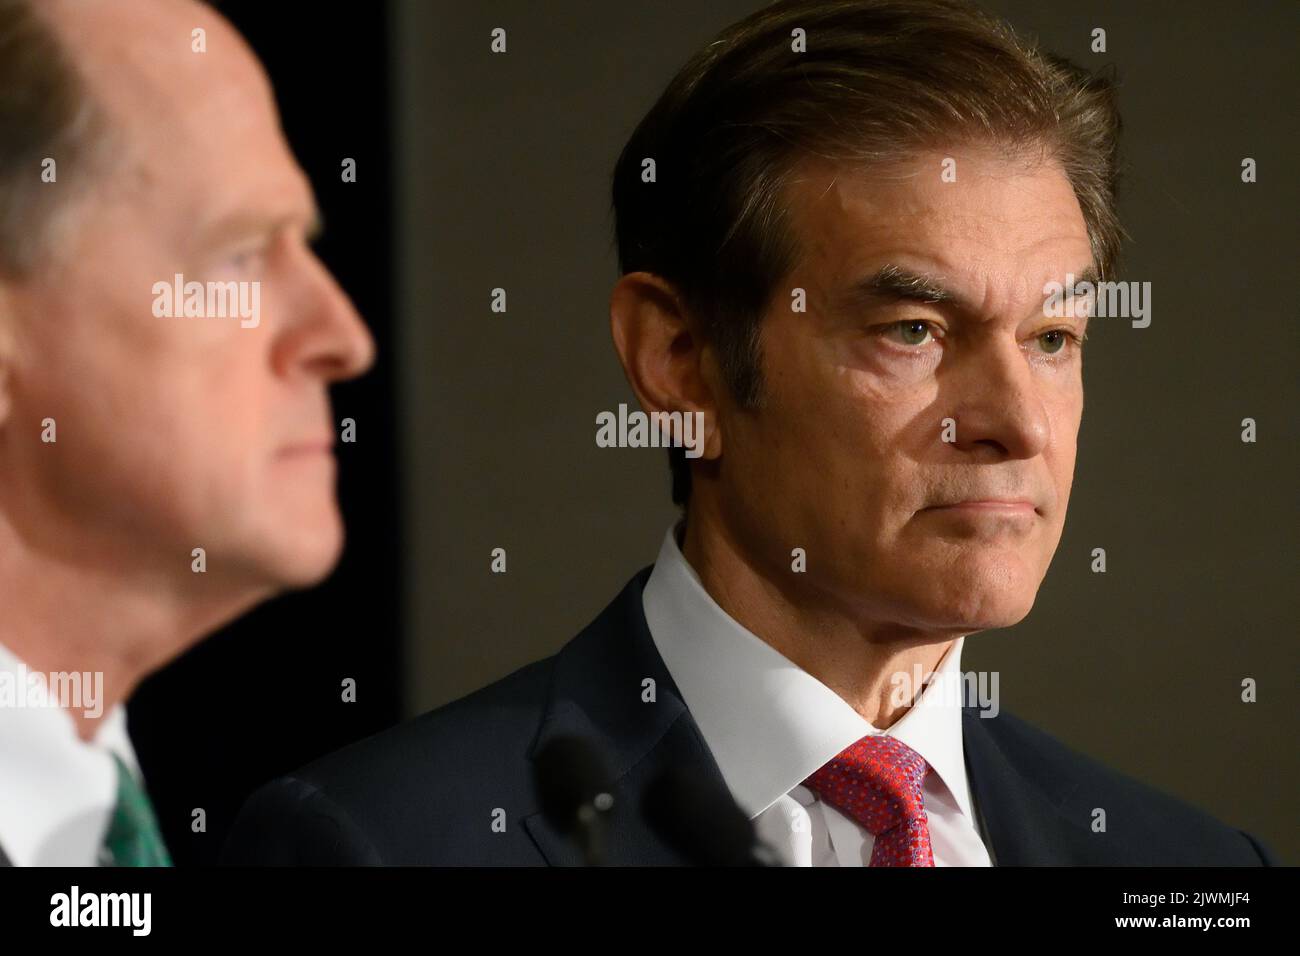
[926,498,1037,513]
[277,437,334,458]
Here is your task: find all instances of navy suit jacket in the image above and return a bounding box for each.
[222,567,1279,866]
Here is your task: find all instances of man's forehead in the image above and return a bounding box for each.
[785,152,1093,284]
[792,150,1083,227]
[46,0,276,143]
[44,0,316,235]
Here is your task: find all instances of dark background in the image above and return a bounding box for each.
[130,0,1296,865]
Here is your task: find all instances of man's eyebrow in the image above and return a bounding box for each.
[199,207,325,249]
[845,263,1102,312]
[1056,265,1100,298]
[853,264,958,306]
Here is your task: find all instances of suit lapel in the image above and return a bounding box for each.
[523,567,733,865]
[962,705,1095,865]
[522,567,1102,866]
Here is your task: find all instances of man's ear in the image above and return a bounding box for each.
[609,272,723,461]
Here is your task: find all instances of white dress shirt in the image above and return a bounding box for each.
[642,524,994,866]
[0,642,139,866]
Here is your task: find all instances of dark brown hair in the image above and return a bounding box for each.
[611,0,1124,507]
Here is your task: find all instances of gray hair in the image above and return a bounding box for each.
[0,0,114,277]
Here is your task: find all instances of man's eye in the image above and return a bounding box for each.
[224,246,268,272]
[1036,329,1083,354]
[879,320,936,347]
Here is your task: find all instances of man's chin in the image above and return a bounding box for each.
[928,588,1036,632]
[274,551,342,590]
[885,569,1038,632]
[244,516,346,590]
[281,535,345,588]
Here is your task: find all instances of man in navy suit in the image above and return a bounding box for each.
[224,0,1278,866]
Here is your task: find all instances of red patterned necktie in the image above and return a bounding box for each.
[801,733,935,867]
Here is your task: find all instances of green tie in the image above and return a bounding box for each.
[98,752,172,867]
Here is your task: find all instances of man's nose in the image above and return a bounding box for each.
[945,338,1050,460]
[272,245,376,383]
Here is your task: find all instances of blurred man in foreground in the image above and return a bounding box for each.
[0,0,373,865]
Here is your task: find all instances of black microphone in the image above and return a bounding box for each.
[642,764,779,866]
[533,735,616,865]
